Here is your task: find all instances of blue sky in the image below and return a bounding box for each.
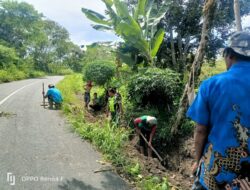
[17,0,250,46]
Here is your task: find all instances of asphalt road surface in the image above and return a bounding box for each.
[0,76,129,190]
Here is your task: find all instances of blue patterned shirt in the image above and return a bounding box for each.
[187,61,250,190]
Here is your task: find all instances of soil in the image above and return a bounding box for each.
[76,92,196,190]
[122,136,195,190]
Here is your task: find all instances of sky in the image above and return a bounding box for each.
[17,0,120,45]
[17,0,250,46]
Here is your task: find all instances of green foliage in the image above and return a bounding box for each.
[28,70,45,78]
[57,74,131,168]
[200,60,226,82]
[138,177,170,190]
[129,163,141,176]
[0,64,45,83]
[0,70,13,82]
[180,119,195,137]
[84,61,115,86]
[0,0,83,74]
[0,0,42,57]
[81,8,111,26]
[127,68,182,109]
[82,0,168,64]
[0,44,19,68]
[56,74,84,104]
[83,44,115,64]
[126,68,184,141]
[75,122,130,166]
[151,28,165,58]
[155,0,250,69]
[57,74,175,189]
[48,63,74,75]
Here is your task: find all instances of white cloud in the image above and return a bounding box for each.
[242,15,250,28]
[17,0,119,45]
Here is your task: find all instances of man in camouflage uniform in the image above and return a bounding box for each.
[107,88,123,125]
[187,31,250,190]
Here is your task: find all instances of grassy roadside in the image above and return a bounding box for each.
[57,74,172,190]
[0,64,73,83]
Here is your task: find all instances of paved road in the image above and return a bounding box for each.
[0,76,129,190]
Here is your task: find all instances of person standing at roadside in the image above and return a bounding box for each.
[106,88,123,125]
[187,32,250,190]
[84,81,93,109]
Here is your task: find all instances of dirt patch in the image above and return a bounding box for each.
[122,135,194,190]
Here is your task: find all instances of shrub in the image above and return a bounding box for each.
[28,70,45,78]
[0,64,27,82]
[126,68,183,141]
[127,68,182,112]
[83,61,115,86]
[48,63,73,75]
[0,44,19,69]
[0,70,13,82]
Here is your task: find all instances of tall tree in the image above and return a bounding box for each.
[0,0,83,73]
[171,0,217,135]
[234,0,242,31]
[0,1,42,57]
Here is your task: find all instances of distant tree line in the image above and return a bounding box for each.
[0,0,84,73]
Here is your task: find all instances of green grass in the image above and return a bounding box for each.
[57,74,172,190]
[57,74,132,166]
[200,59,226,81]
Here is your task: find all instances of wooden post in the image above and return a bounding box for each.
[139,131,163,162]
[41,83,47,108]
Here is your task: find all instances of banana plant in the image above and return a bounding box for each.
[82,0,170,65]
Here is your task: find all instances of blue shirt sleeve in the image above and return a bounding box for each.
[186,81,210,126]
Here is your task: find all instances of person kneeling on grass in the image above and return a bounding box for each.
[44,84,63,109]
[130,115,157,157]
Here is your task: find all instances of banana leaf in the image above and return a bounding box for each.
[92,24,113,31]
[113,0,130,19]
[82,8,111,26]
[101,0,113,7]
[151,28,165,57]
[134,0,147,20]
[148,0,171,28]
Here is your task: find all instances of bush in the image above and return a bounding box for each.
[56,74,84,104]
[126,68,183,141]
[28,70,45,78]
[0,44,19,69]
[83,61,115,86]
[48,63,73,75]
[0,70,13,82]
[127,68,182,111]
[0,64,27,82]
